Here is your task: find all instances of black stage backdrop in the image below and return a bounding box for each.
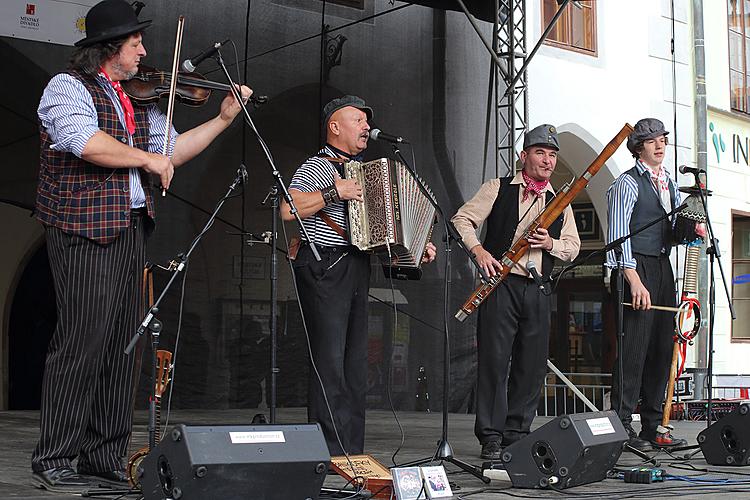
[2,0,504,413]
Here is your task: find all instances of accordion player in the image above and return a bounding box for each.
[344,158,436,280]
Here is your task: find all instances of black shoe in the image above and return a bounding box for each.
[32,466,90,492]
[623,424,652,452]
[625,435,653,452]
[480,440,502,460]
[80,469,129,486]
[649,432,688,449]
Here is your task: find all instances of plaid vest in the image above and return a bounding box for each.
[36,70,155,245]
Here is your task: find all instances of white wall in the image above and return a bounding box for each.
[700,4,750,374]
[527,1,694,175]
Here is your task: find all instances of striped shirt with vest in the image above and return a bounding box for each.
[605,160,682,269]
[36,70,177,245]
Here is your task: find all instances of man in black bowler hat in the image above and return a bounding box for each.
[452,124,580,460]
[32,0,251,491]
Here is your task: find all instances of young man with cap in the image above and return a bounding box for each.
[605,118,688,451]
[33,0,251,490]
[281,95,435,455]
[451,124,580,460]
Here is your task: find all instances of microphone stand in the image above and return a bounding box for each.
[679,174,736,459]
[388,144,490,483]
[210,47,323,426]
[546,201,689,466]
[260,184,280,423]
[212,48,321,263]
[124,166,248,455]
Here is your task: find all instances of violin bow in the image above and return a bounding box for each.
[161,15,185,196]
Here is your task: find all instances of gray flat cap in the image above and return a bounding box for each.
[627,118,669,155]
[322,95,373,125]
[523,124,559,151]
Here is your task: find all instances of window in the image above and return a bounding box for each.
[542,0,596,54]
[732,212,750,340]
[728,0,750,112]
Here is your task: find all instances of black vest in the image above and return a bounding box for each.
[482,177,564,277]
[625,166,675,257]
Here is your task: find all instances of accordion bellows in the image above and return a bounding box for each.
[345,158,436,271]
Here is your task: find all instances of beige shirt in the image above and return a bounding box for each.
[451,171,581,277]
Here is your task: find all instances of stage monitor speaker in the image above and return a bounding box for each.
[698,402,750,466]
[139,423,330,500]
[501,410,627,489]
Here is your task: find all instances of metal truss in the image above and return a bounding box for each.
[494,0,528,177]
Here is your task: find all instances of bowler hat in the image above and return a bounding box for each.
[323,95,373,125]
[75,0,152,47]
[626,118,669,155]
[523,124,559,151]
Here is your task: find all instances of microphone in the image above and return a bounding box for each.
[181,39,230,73]
[679,165,705,176]
[369,128,409,144]
[526,261,549,295]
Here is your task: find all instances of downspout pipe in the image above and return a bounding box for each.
[692,0,709,397]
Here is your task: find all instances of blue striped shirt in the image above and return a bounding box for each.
[37,72,177,208]
[289,146,349,247]
[605,161,682,269]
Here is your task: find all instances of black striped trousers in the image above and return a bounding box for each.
[32,212,146,473]
[610,253,676,439]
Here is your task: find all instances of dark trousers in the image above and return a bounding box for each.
[293,244,370,456]
[474,274,550,445]
[610,253,675,438]
[32,213,146,473]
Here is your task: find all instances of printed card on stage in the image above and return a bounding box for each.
[391,466,426,500]
[420,465,453,498]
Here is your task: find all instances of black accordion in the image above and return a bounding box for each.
[344,158,436,280]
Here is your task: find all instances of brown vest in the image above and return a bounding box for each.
[36,70,154,244]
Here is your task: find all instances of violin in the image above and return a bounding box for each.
[122,65,267,107]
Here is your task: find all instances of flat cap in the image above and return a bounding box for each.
[627,118,669,155]
[523,124,559,151]
[322,95,373,125]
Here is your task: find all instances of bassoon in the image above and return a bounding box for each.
[455,123,634,322]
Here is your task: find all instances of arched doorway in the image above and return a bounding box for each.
[8,243,55,410]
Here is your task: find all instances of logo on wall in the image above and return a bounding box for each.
[18,1,40,31]
[709,122,726,164]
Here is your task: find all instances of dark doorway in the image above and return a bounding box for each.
[8,243,55,410]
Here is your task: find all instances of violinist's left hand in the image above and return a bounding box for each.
[220,84,253,121]
[422,242,437,264]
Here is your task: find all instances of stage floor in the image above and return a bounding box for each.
[1,408,747,499]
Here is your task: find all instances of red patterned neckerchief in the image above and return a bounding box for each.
[100,67,136,135]
[645,163,672,213]
[521,170,549,202]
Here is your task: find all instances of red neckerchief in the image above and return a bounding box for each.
[100,67,136,135]
[646,163,672,213]
[521,170,549,202]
